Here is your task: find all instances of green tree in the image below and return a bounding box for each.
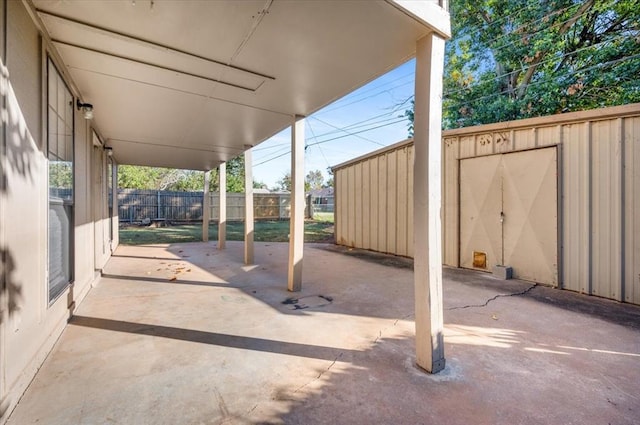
[275,170,325,192]
[49,161,73,190]
[305,169,324,191]
[323,167,334,188]
[118,154,249,192]
[219,155,246,193]
[407,0,640,131]
[253,180,268,190]
[275,172,291,192]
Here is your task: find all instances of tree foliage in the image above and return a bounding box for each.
[408,0,640,130]
[275,172,291,192]
[323,167,334,188]
[118,155,247,192]
[306,169,324,191]
[274,169,326,192]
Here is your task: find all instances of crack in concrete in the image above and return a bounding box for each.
[375,313,413,344]
[394,313,414,326]
[293,352,343,394]
[213,387,230,418]
[447,284,538,310]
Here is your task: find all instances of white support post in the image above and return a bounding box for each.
[202,170,211,242]
[413,33,446,374]
[288,116,305,292]
[111,162,119,249]
[218,162,226,250]
[244,150,254,264]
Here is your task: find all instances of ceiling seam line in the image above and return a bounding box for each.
[227,0,273,67]
[35,8,276,81]
[108,139,244,154]
[53,39,258,92]
[67,66,293,117]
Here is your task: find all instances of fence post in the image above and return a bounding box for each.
[157,190,161,219]
[306,193,313,219]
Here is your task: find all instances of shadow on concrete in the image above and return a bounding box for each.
[110,254,182,261]
[101,273,233,289]
[270,331,640,425]
[524,285,640,332]
[70,315,358,362]
[268,316,640,425]
[318,246,640,332]
[443,266,640,332]
[317,243,414,269]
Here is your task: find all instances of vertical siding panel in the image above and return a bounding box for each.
[495,131,513,153]
[378,154,387,252]
[337,169,348,245]
[476,133,493,156]
[591,119,622,300]
[562,123,590,293]
[362,160,371,250]
[443,137,459,266]
[354,162,363,248]
[459,135,475,158]
[370,156,379,252]
[514,128,536,150]
[407,145,415,257]
[624,117,640,304]
[396,147,408,256]
[386,150,397,254]
[538,126,558,147]
[347,165,356,246]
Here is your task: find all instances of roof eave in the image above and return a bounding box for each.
[386,0,452,39]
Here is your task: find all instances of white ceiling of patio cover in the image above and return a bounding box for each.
[34,0,436,170]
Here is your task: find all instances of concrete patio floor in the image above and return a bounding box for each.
[7,241,640,425]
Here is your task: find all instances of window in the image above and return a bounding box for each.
[108,157,113,244]
[47,58,74,303]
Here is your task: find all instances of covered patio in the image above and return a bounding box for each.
[8,242,640,424]
[2,1,453,418]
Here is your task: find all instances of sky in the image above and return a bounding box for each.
[251,59,416,189]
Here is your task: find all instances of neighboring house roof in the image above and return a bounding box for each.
[308,187,334,198]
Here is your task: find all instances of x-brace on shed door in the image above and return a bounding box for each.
[460,147,558,285]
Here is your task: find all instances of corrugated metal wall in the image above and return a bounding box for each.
[335,140,414,258]
[333,103,640,305]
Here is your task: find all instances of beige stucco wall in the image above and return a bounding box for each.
[333,103,640,305]
[0,1,114,421]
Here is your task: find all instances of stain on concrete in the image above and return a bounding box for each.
[404,356,463,382]
[282,295,333,310]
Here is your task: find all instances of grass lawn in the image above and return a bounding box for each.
[119,218,334,245]
[312,212,334,223]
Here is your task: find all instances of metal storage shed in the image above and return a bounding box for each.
[333,103,640,305]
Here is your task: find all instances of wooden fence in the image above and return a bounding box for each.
[118,189,311,222]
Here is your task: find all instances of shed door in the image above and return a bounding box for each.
[460,148,558,285]
[460,154,503,272]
